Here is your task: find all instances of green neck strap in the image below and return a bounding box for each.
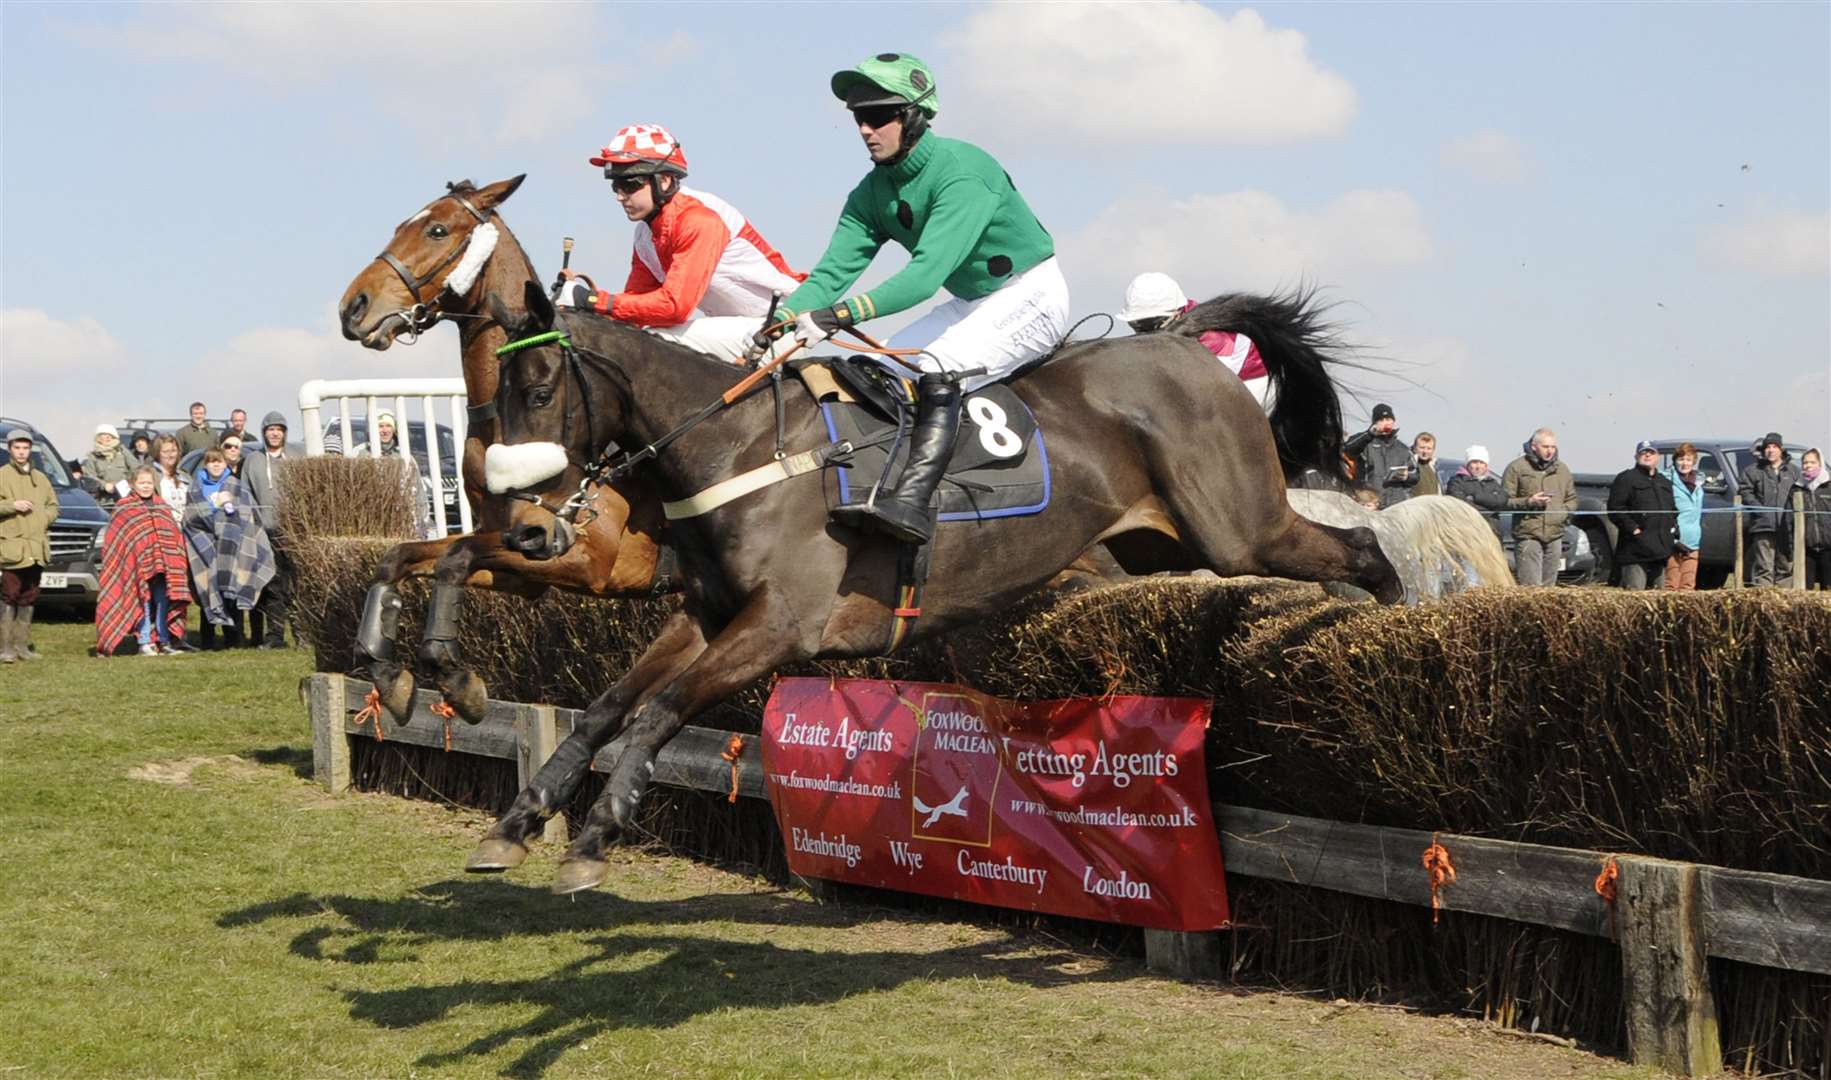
[495,330,571,357]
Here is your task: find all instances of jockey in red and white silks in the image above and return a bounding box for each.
[1118,272,1271,410]
[559,124,805,364]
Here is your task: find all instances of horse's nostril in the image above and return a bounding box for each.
[341,293,369,336]
[503,524,551,558]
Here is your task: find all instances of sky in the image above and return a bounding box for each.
[2,1,1827,473]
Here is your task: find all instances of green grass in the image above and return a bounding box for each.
[0,619,1665,1079]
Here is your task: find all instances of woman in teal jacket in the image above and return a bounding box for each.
[1663,442,1707,590]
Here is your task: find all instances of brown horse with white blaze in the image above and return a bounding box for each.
[336,176,671,721]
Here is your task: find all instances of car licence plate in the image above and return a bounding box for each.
[41,573,69,589]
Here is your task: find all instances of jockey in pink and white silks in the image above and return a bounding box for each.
[557,124,805,364]
[749,53,1071,545]
[1119,273,1271,411]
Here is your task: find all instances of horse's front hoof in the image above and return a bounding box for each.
[442,671,489,725]
[551,857,609,895]
[370,662,417,722]
[465,836,529,873]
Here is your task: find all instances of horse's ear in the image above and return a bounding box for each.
[474,174,527,211]
[523,280,555,331]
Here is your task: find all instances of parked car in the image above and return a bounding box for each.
[1571,438,1811,589]
[319,417,463,534]
[0,417,110,609]
[1433,458,1601,584]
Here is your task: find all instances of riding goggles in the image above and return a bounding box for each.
[850,104,905,130]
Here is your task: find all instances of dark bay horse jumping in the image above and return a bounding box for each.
[336,176,672,721]
[467,276,1401,893]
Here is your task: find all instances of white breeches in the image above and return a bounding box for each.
[884,257,1071,391]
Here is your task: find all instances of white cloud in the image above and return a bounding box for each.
[1701,210,1831,278]
[1060,187,1433,304]
[0,307,129,378]
[66,5,695,144]
[1440,130,1532,185]
[1,306,460,456]
[941,2,1355,146]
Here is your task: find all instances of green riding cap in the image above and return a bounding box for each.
[830,52,940,117]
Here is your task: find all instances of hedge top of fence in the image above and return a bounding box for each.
[292,538,1831,879]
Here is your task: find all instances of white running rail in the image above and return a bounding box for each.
[297,377,472,535]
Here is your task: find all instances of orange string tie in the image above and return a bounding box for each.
[1421,840,1456,925]
[719,734,745,804]
[429,701,456,751]
[1594,856,1620,937]
[353,688,385,742]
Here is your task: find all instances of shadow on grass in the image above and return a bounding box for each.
[244,744,314,780]
[220,878,1133,1078]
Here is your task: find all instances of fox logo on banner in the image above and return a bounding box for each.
[910,691,1000,846]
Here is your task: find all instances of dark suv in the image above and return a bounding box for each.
[0,418,109,608]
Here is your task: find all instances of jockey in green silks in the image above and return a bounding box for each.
[751,52,1070,545]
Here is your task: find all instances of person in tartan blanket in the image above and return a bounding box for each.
[183,449,275,645]
[96,467,194,656]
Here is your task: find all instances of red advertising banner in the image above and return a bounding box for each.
[761,677,1229,930]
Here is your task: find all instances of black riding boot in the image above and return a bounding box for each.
[833,373,962,545]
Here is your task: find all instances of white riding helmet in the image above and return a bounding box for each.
[1117,272,1190,323]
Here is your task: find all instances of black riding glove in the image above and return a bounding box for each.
[794,303,854,348]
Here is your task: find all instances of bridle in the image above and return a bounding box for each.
[369,189,495,344]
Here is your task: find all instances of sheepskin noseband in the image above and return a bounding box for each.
[485,441,569,493]
[443,222,499,297]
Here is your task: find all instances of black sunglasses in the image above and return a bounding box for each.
[608,175,651,195]
[851,105,904,130]
[1127,317,1170,334]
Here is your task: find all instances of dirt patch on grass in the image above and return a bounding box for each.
[127,754,262,786]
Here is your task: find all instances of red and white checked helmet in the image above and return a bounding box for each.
[589,124,688,177]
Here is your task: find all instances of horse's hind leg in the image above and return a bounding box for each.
[466,610,708,873]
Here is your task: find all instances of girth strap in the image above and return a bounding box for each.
[663,441,854,520]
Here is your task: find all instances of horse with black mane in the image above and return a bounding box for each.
[464,267,1401,893]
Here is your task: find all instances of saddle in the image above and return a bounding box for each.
[792,356,1051,523]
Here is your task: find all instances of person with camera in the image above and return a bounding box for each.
[1342,404,1419,509]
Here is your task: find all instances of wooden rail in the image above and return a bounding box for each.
[306,674,1830,1076]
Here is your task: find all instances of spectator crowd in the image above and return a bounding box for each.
[3,401,301,660]
[3,387,1827,665]
[1333,404,1828,592]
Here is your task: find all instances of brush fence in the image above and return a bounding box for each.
[305,673,1829,1078]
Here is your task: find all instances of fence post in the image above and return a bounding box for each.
[1144,929,1226,980]
[1617,856,1723,1076]
[308,673,351,794]
[1790,490,1806,590]
[517,705,568,845]
[1729,494,1744,590]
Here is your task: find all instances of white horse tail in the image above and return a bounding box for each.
[1381,495,1514,592]
[1285,489,1513,601]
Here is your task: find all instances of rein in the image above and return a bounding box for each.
[490,324,929,524]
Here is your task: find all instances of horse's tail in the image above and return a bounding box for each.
[1174,286,1355,487]
[1382,495,1516,592]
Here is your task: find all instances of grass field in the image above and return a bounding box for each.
[0,617,1670,1079]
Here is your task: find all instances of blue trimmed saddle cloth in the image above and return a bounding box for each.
[796,356,1051,523]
